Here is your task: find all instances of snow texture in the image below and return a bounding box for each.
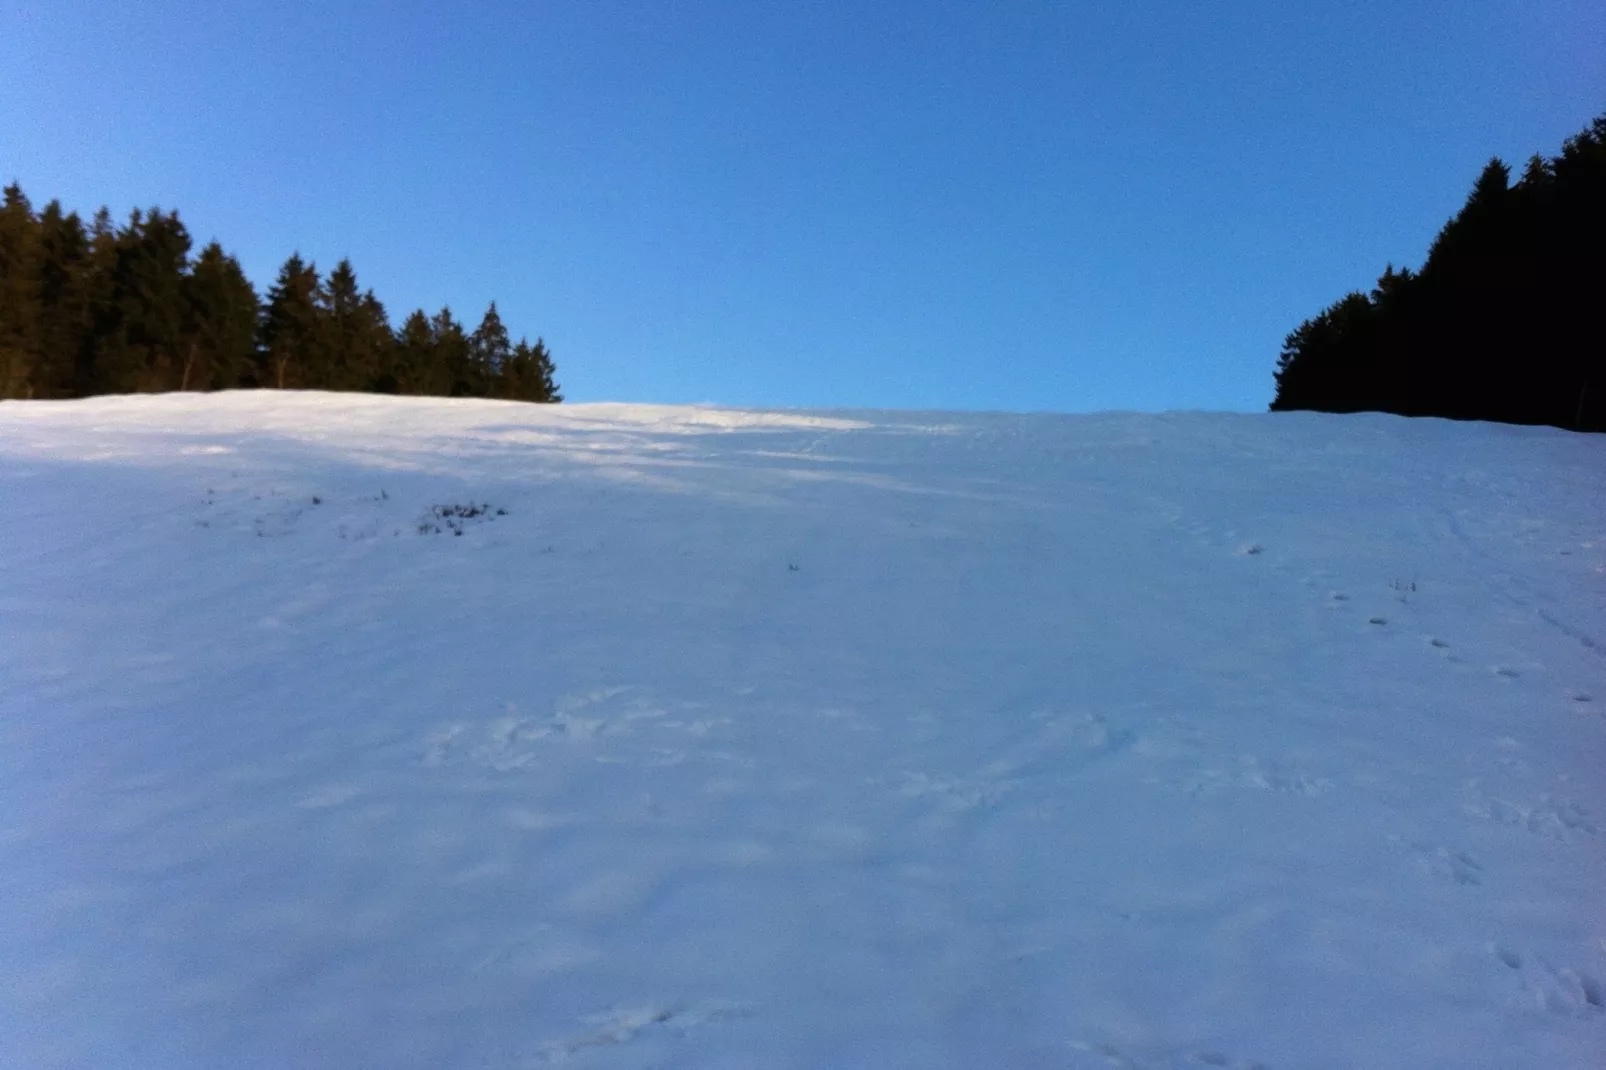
[1,391,1603,1068]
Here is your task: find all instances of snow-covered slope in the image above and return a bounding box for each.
[2,392,1603,1069]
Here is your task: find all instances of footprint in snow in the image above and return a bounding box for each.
[296,783,361,809]
[538,1000,748,1063]
[1491,945,1605,1017]
[1462,786,1598,840]
[1068,1039,1270,1069]
[1181,755,1330,798]
[1388,835,1483,886]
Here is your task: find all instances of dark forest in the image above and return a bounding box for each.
[1271,113,1605,432]
[0,189,560,404]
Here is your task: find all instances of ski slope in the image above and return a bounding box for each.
[1,391,1602,1069]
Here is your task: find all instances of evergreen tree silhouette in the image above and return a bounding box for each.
[31,202,92,398]
[184,243,258,391]
[470,303,513,389]
[390,308,438,395]
[503,337,562,402]
[0,183,562,403]
[0,184,40,397]
[259,254,324,389]
[322,259,392,391]
[90,207,192,394]
[1272,112,1606,432]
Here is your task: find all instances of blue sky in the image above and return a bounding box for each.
[4,1,1602,412]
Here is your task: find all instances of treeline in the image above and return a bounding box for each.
[1271,113,1604,432]
[0,184,560,402]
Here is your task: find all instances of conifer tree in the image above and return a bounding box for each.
[184,243,258,390]
[430,306,474,396]
[470,302,512,381]
[0,186,564,404]
[357,292,393,390]
[72,207,120,395]
[0,184,40,398]
[90,207,192,393]
[501,337,562,402]
[1272,111,1605,431]
[321,260,393,391]
[391,308,438,395]
[30,202,91,398]
[258,254,324,389]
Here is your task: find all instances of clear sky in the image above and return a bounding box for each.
[4,1,1602,412]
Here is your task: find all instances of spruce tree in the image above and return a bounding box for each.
[430,306,473,396]
[2,186,566,404]
[321,259,392,391]
[357,292,394,391]
[184,243,258,390]
[502,337,562,402]
[258,254,324,389]
[74,207,120,395]
[391,308,438,395]
[0,183,40,398]
[470,303,513,393]
[31,202,91,398]
[1272,111,1605,431]
[91,207,193,393]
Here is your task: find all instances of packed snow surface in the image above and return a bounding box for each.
[2,392,1603,1069]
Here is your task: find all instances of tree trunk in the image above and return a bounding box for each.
[180,342,197,392]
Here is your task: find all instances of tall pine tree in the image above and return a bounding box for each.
[0,184,40,398]
[1272,112,1606,431]
[184,242,258,391]
[390,308,439,395]
[470,303,513,392]
[91,207,192,394]
[321,259,393,391]
[258,254,324,389]
[431,306,474,397]
[0,184,564,404]
[501,337,562,402]
[31,202,91,398]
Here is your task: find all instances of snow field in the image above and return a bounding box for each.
[1,392,1603,1068]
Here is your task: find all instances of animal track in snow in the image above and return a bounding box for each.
[888,713,1134,814]
[891,770,1018,813]
[1181,755,1330,798]
[297,783,362,809]
[1388,835,1483,886]
[1491,945,1605,1017]
[423,689,732,772]
[1067,1039,1269,1069]
[1462,784,1598,840]
[537,1000,748,1063]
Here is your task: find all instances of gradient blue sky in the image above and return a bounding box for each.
[4,1,1602,412]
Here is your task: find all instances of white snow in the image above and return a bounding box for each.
[1,391,1603,1069]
